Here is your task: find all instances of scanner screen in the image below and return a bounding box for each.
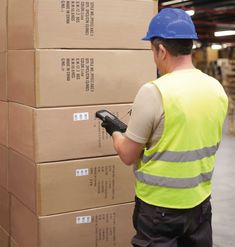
[101,111,115,120]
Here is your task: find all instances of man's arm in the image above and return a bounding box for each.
[112,132,145,166]
[98,84,163,165]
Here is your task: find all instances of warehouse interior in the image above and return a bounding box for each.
[159,2,235,247]
[0,0,235,247]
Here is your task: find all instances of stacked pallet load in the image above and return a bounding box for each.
[6,0,158,247]
[0,0,10,246]
[220,59,235,135]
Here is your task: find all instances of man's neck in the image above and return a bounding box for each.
[168,55,195,73]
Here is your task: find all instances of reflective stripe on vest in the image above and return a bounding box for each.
[134,166,213,188]
[141,142,220,163]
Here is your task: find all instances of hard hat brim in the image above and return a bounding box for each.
[142,35,199,41]
[142,36,151,41]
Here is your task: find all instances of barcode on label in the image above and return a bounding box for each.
[76,216,92,224]
[73,112,89,121]
[76,168,89,177]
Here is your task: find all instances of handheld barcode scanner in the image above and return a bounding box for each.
[95,110,127,133]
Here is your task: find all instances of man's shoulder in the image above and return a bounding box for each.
[140,78,168,90]
[136,81,163,104]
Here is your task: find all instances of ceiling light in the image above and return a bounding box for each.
[161,0,188,6]
[186,10,195,16]
[193,41,201,49]
[214,30,235,37]
[211,44,222,50]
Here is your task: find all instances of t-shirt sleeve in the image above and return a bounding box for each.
[125,83,163,144]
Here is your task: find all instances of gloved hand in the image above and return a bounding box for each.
[101,116,127,136]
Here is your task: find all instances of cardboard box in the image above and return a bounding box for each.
[8,49,156,107]
[0,53,7,101]
[9,149,135,215]
[0,0,7,52]
[9,103,131,162]
[11,196,135,247]
[11,238,20,247]
[8,0,154,49]
[0,187,10,233]
[0,145,8,189]
[0,227,9,247]
[0,101,8,147]
[207,47,218,64]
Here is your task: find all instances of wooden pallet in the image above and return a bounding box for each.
[228,96,235,135]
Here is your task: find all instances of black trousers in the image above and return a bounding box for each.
[131,196,212,247]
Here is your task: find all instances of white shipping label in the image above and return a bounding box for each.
[76,216,92,224]
[75,168,89,177]
[73,112,89,121]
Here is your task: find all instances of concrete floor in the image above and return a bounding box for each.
[212,124,235,247]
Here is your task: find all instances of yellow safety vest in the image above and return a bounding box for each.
[135,72,228,209]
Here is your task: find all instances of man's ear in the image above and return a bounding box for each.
[151,43,157,53]
[151,44,158,63]
[159,44,167,60]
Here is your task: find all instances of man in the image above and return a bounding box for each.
[100,8,228,247]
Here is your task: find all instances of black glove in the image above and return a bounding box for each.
[101,116,127,136]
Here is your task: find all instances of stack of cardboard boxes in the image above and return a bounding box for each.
[0,0,10,246]
[220,59,235,134]
[1,0,158,246]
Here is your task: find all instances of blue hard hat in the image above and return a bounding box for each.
[143,8,198,40]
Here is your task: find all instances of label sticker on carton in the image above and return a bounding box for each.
[73,112,89,121]
[75,168,89,176]
[76,215,92,224]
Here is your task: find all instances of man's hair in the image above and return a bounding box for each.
[151,38,193,56]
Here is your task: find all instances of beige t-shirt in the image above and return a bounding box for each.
[125,82,164,149]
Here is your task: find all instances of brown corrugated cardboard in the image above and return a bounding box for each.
[10,238,20,247]
[0,0,7,52]
[9,149,36,214]
[8,49,155,107]
[0,226,9,247]
[0,145,8,189]
[153,0,158,13]
[11,196,38,247]
[0,101,8,147]
[11,196,135,247]
[8,0,154,49]
[0,187,10,233]
[9,103,131,162]
[0,53,7,101]
[9,149,135,215]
